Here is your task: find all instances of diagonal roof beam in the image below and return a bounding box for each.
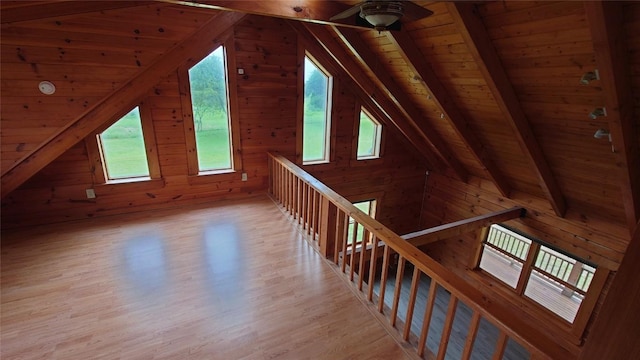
[291,22,428,165]
[334,27,469,183]
[386,29,511,197]
[447,2,566,217]
[296,22,447,171]
[162,0,352,27]
[1,11,246,198]
[585,1,640,234]
[1,1,154,23]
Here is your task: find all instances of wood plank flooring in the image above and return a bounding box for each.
[1,194,411,360]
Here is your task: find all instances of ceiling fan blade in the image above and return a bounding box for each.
[401,1,434,22]
[329,3,362,21]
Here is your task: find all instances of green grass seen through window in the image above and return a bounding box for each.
[357,111,379,158]
[99,108,149,180]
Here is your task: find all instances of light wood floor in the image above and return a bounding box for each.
[1,195,411,360]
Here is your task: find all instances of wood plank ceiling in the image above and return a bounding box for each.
[1,1,638,233]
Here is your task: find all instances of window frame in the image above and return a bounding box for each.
[179,36,243,179]
[355,106,383,160]
[297,51,334,165]
[86,102,161,185]
[472,223,610,340]
[347,199,378,247]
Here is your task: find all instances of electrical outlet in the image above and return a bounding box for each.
[238,68,245,75]
[241,172,248,182]
[86,189,96,199]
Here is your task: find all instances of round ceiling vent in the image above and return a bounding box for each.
[38,81,56,95]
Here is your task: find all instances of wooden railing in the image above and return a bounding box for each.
[268,154,572,359]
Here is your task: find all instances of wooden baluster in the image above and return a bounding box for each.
[294,177,299,222]
[283,169,287,210]
[300,181,306,229]
[288,171,292,212]
[291,176,296,219]
[367,236,380,301]
[334,210,346,264]
[349,219,358,281]
[290,172,294,215]
[403,266,421,340]
[318,193,324,249]
[357,227,368,291]
[340,212,350,273]
[268,157,272,195]
[461,311,481,360]
[298,179,303,224]
[283,170,288,210]
[377,245,391,313]
[492,331,508,360]
[303,182,309,230]
[310,189,316,238]
[314,191,321,240]
[279,165,284,205]
[437,295,459,360]
[273,160,278,199]
[390,256,406,327]
[319,196,337,258]
[417,280,438,357]
[306,185,313,235]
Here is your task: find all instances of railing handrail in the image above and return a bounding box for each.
[268,153,572,359]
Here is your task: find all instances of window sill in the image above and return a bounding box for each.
[96,177,165,192]
[104,176,152,185]
[301,160,336,172]
[187,169,239,185]
[302,159,330,166]
[349,157,383,167]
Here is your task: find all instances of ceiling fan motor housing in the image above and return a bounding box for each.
[360,1,404,31]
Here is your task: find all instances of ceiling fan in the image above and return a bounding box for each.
[329,1,433,32]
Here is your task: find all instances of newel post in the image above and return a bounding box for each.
[319,197,337,259]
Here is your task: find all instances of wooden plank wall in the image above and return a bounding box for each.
[0,3,214,174]
[0,14,428,237]
[418,171,628,352]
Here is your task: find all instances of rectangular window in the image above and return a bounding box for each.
[302,55,332,164]
[357,108,382,159]
[188,46,233,172]
[97,107,150,180]
[478,224,599,323]
[524,245,596,322]
[348,199,377,246]
[479,225,531,288]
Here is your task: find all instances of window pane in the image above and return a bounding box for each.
[189,47,232,171]
[303,56,330,163]
[479,225,531,289]
[357,110,381,159]
[99,107,149,180]
[348,200,376,245]
[525,245,595,323]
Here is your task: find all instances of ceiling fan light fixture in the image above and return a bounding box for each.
[360,1,403,31]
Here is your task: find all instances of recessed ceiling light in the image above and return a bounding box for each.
[38,81,56,95]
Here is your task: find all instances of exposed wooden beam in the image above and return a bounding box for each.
[292,23,429,167]
[294,22,446,171]
[0,11,246,198]
[385,29,511,197]
[162,0,351,26]
[1,1,154,23]
[402,207,525,247]
[585,1,640,235]
[447,2,566,217]
[334,27,469,183]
